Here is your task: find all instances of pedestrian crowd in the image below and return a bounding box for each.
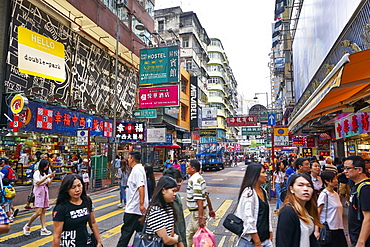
[0,151,369,247]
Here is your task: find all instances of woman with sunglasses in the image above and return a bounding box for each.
[276,173,321,247]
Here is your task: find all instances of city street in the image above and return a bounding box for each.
[1,163,255,247]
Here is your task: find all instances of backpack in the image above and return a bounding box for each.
[355,181,370,220]
[3,185,16,200]
[26,163,35,179]
[3,166,16,181]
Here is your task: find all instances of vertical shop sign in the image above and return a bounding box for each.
[190,76,198,129]
[140,46,179,85]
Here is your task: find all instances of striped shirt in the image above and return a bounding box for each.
[186,172,208,211]
[145,205,175,236]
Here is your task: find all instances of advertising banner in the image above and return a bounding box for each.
[139,85,179,108]
[335,112,370,139]
[18,26,66,82]
[199,129,217,137]
[227,116,258,127]
[147,128,166,143]
[140,46,179,85]
[115,120,146,142]
[7,100,112,137]
[201,108,217,127]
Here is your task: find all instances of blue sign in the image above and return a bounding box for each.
[268,114,276,125]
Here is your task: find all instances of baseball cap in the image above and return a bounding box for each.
[0,158,9,164]
[83,159,89,162]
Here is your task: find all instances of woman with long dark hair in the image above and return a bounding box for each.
[235,163,273,247]
[117,159,130,208]
[23,159,54,236]
[276,173,321,247]
[272,161,286,211]
[141,176,179,246]
[52,174,102,247]
[145,164,156,200]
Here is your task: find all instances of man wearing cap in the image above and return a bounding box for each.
[78,159,90,191]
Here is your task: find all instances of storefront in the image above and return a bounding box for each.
[4,95,113,185]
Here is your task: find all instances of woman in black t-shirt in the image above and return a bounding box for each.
[52,174,102,247]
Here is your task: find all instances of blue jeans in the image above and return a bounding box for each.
[119,184,128,204]
[275,182,283,209]
[238,238,273,247]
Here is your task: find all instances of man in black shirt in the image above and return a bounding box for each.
[344,156,370,247]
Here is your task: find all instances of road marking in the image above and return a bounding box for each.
[1,195,118,242]
[212,200,232,226]
[100,225,122,240]
[218,235,226,247]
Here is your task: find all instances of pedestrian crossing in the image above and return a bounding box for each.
[1,192,241,247]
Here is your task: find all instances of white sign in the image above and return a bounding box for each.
[202,107,217,127]
[182,139,191,143]
[147,128,166,143]
[274,135,289,147]
[77,129,89,146]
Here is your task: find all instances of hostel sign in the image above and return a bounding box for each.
[140,46,179,85]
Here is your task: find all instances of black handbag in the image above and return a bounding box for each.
[87,232,98,247]
[318,192,332,245]
[222,203,244,236]
[133,220,164,247]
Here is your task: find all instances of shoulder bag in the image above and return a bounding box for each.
[318,192,332,245]
[133,215,164,247]
[222,201,244,236]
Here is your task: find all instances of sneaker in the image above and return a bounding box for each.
[40,228,52,235]
[117,203,123,208]
[23,225,31,236]
[8,216,14,223]
[24,206,32,210]
[13,208,19,218]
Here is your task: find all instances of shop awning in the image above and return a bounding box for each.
[154,143,181,149]
[289,50,370,130]
[163,121,189,132]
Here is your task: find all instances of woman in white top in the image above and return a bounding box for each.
[23,159,54,236]
[315,171,347,247]
[272,161,286,211]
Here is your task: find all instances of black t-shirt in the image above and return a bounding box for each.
[348,179,370,246]
[256,193,270,242]
[53,199,92,247]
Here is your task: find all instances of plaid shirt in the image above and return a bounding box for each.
[0,206,9,224]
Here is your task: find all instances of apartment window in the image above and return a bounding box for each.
[208,78,219,84]
[138,0,144,6]
[186,59,192,71]
[181,77,188,93]
[182,36,189,48]
[158,20,164,32]
[181,104,188,121]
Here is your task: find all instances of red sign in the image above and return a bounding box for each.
[318,140,330,150]
[226,116,258,127]
[36,107,53,130]
[10,114,23,132]
[139,85,179,108]
[306,137,315,147]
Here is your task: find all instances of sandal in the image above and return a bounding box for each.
[40,228,52,235]
[23,225,31,236]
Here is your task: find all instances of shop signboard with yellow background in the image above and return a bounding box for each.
[17,26,65,82]
[274,127,289,147]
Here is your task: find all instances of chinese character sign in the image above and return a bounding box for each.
[116,121,146,142]
[226,116,257,127]
[140,46,179,85]
[335,112,370,139]
[139,85,179,108]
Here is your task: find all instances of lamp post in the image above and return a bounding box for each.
[253,92,269,108]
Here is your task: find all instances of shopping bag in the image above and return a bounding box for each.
[193,227,216,247]
[83,173,90,183]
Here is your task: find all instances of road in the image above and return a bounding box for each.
[0,163,276,246]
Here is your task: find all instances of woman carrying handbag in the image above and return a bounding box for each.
[316,171,347,247]
[134,176,179,247]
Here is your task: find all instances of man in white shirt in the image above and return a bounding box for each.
[116,151,148,247]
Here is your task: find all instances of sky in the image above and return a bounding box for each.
[155,0,275,109]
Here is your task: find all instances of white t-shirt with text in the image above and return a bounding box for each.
[125,163,149,215]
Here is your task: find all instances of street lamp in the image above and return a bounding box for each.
[253,92,269,108]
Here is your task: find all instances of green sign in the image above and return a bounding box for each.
[140,46,179,85]
[133,109,157,118]
[243,131,262,136]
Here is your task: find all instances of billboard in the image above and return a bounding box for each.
[140,46,179,85]
[201,108,217,127]
[293,0,361,102]
[115,121,146,142]
[147,128,166,143]
[139,85,179,108]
